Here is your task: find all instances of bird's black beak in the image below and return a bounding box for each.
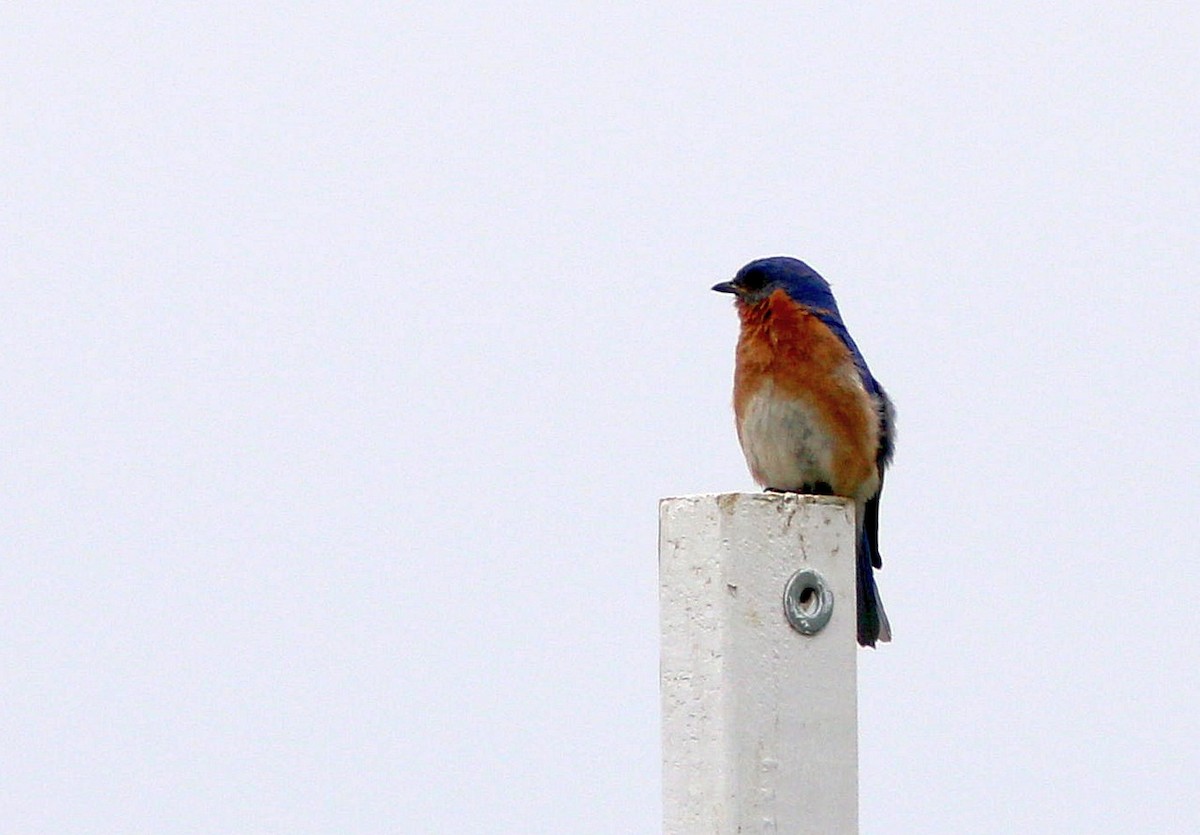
[711,281,738,294]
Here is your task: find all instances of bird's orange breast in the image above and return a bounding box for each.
[732,289,880,498]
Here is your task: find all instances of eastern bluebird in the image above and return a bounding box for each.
[713,256,894,647]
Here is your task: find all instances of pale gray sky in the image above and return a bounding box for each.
[4,3,1199,833]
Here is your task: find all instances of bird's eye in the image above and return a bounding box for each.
[738,271,767,292]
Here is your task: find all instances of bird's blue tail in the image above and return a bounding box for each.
[857,527,891,647]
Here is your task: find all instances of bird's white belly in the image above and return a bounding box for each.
[738,385,836,491]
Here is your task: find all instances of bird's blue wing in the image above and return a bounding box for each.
[811,311,889,402]
[811,308,895,581]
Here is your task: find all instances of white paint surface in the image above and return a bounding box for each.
[660,493,858,835]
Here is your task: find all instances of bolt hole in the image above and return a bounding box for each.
[783,568,832,635]
[798,585,819,614]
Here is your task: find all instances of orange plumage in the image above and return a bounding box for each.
[732,288,879,500]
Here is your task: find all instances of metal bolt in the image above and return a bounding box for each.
[783,567,833,635]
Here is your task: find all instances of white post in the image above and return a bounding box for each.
[659,493,858,835]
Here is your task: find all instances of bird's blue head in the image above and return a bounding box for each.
[712,256,840,315]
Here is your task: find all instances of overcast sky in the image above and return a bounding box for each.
[4,3,1199,833]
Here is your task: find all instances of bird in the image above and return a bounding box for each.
[713,256,894,647]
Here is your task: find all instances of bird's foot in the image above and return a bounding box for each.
[764,482,834,496]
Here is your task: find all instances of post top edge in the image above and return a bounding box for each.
[659,492,851,507]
